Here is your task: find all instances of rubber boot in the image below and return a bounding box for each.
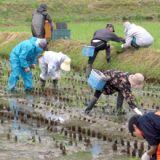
[106,45,111,63]
[106,57,111,63]
[86,64,92,78]
[53,80,58,88]
[85,96,98,114]
[25,88,33,94]
[40,78,46,88]
[116,92,124,115]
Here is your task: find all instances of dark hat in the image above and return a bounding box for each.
[128,115,141,136]
[39,3,47,10]
[106,23,115,32]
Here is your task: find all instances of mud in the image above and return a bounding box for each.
[0,59,159,160]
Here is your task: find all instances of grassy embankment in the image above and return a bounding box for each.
[50,21,160,83]
[0,0,159,82]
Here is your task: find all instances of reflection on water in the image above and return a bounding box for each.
[90,142,102,156]
[0,59,159,160]
[8,96,35,140]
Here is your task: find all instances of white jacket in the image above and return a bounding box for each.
[123,22,154,48]
[39,51,69,80]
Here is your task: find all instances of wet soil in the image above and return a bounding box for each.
[0,59,159,160]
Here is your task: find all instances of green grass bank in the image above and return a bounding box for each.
[0,21,159,83]
[0,0,159,83]
[0,0,160,24]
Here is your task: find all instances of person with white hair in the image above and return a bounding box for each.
[8,37,47,92]
[121,21,154,49]
[85,69,144,115]
[39,51,71,88]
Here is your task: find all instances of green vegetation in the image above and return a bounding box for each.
[0,21,160,82]
[0,2,158,160]
[69,21,160,50]
[0,32,30,58]
[0,0,160,24]
[0,0,159,83]
[49,21,160,82]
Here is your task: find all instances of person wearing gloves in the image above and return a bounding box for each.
[86,23,125,77]
[121,21,154,49]
[31,3,53,39]
[85,69,144,115]
[39,51,71,88]
[128,112,160,160]
[8,37,47,92]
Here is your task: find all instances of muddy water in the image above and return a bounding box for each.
[0,59,159,160]
[0,97,149,160]
[0,120,59,160]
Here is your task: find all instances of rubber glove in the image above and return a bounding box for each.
[141,152,150,160]
[121,44,124,48]
[133,108,143,115]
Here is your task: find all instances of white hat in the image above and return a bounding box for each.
[128,73,144,89]
[60,58,71,71]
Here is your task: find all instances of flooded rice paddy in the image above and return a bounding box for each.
[0,59,159,160]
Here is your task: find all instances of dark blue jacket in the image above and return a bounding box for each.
[138,112,160,146]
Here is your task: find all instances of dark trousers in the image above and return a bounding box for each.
[151,157,156,160]
[116,92,124,110]
[88,40,110,65]
[94,90,124,111]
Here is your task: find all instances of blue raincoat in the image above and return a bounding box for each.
[8,37,42,91]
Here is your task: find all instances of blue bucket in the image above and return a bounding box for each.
[87,69,107,91]
[82,45,95,57]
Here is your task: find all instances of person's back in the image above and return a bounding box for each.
[124,22,154,48]
[138,112,160,144]
[134,25,154,47]
[31,4,52,38]
[32,11,45,38]
[39,51,71,88]
[102,70,133,98]
[85,69,144,115]
[93,28,123,42]
[10,37,37,61]
[43,51,68,69]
